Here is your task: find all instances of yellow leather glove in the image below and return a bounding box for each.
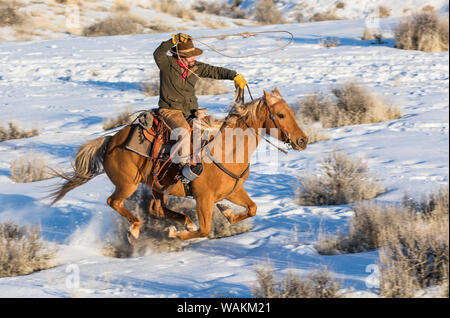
[172,33,191,45]
[233,74,247,90]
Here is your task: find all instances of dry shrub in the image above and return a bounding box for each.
[0,221,57,278]
[377,5,391,18]
[320,38,340,48]
[316,187,449,298]
[254,0,286,25]
[10,156,53,183]
[195,78,232,95]
[102,108,133,130]
[422,5,435,12]
[83,14,145,37]
[394,11,449,52]
[336,2,345,9]
[193,0,246,19]
[296,151,386,206]
[310,10,342,22]
[316,202,406,255]
[113,0,129,13]
[104,186,252,258]
[0,1,27,27]
[151,0,195,20]
[252,264,341,298]
[297,83,402,128]
[0,122,39,142]
[379,187,449,297]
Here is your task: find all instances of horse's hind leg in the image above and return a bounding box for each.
[107,183,141,244]
[149,191,197,231]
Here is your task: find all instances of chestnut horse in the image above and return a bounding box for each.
[50,88,308,242]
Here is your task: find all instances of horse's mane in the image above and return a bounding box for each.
[199,97,266,130]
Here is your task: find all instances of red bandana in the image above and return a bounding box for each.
[177,59,189,80]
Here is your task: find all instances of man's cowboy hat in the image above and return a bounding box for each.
[170,40,203,58]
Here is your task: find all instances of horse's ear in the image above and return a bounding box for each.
[263,90,272,101]
[272,87,281,97]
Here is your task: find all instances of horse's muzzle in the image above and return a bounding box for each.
[292,136,308,150]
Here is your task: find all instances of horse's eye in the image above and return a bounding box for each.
[277,113,285,119]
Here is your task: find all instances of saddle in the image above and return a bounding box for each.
[124,110,172,161]
[125,109,219,162]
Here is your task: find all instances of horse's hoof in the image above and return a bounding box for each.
[129,221,141,240]
[217,203,233,219]
[165,226,178,239]
[127,231,137,245]
[187,223,198,232]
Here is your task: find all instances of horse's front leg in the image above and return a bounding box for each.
[219,184,257,224]
[167,194,214,240]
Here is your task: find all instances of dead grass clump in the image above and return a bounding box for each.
[83,14,145,37]
[0,1,27,27]
[336,2,345,9]
[377,5,391,18]
[394,11,449,52]
[0,221,57,278]
[296,151,386,206]
[151,0,195,21]
[297,83,402,128]
[113,0,129,13]
[103,186,252,258]
[252,264,341,298]
[10,156,53,183]
[320,38,340,48]
[254,0,286,25]
[195,78,232,95]
[310,10,342,22]
[0,122,39,142]
[102,108,133,130]
[193,1,246,19]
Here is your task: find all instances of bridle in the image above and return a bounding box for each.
[264,99,293,147]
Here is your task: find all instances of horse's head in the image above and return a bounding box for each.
[263,88,308,150]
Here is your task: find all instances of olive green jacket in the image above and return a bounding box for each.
[153,39,237,117]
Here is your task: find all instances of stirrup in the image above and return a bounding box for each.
[181,164,203,184]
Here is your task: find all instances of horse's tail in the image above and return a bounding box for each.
[49,135,112,205]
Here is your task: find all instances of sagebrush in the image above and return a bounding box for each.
[83,14,146,37]
[252,264,341,298]
[0,1,26,27]
[297,83,402,128]
[394,10,449,52]
[0,122,39,142]
[0,222,57,278]
[254,0,285,25]
[296,150,385,206]
[316,187,449,298]
[10,156,53,183]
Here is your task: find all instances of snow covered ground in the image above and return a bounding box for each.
[0,14,448,297]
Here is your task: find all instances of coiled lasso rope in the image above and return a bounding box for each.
[176,30,294,80]
[191,30,294,59]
